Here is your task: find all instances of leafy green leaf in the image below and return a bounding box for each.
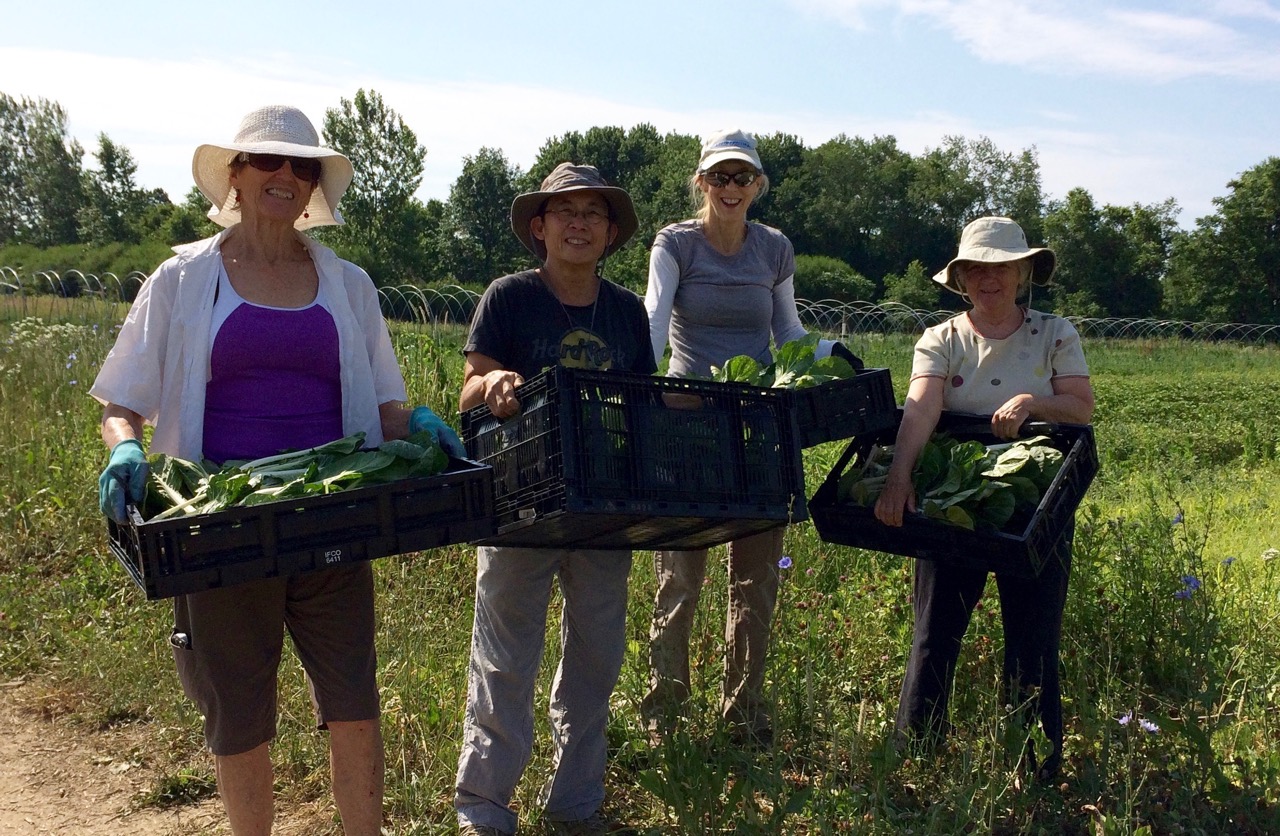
[711,355,766,385]
[141,432,449,520]
[840,432,1066,534]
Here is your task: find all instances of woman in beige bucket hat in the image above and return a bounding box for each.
[874,216,1095,781]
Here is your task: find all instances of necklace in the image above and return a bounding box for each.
[542,271,599,334]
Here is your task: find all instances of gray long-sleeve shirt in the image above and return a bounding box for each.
[644,219,810,378]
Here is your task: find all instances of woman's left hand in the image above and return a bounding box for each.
[410,406,467,458]
[991,393,1034,439]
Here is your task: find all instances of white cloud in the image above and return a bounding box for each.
[794,0,1280,80]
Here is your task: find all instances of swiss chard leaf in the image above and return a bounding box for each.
[711,355,767,386]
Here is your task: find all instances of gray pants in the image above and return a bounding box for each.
[642,527,785,733]
[454,545,632,834]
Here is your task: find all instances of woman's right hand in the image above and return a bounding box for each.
[481,369,524,419]
[873,474,916,527]
[99,439,149,523]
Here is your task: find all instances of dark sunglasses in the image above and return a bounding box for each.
[239,153,322,183]
[703,170,758,188]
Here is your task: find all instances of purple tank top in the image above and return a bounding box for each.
[203,300,343,464]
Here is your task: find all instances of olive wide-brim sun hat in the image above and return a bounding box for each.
[192,105,354,231]
[934,216,1056,296]
[510,163,639,259]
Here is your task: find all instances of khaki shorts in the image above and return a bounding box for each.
[171,562,379,756]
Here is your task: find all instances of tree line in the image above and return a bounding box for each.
[3,89,1278,324]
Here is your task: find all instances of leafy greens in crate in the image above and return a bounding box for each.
[839,433,1064,531]
[141,431,450,521]
[708,334,859,389]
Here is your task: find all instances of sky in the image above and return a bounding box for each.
[2,0,1277,228]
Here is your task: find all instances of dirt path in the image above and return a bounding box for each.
[0,681,224,835]
[0,681,337,835]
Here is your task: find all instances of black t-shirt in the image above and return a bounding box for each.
[465,269,657,380]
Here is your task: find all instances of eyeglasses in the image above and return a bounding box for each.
[703,170,759,188]
[543,206,610,226]
[239,153,322,183]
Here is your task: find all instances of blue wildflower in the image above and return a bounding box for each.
[778,555,793,570]
[1174,589,1192,600]
[1181,575,1201,591]
[1117,711,1133,726]
[1140,719,1159,733]
[1172,511,1184,525]
[1222,556,1237,567]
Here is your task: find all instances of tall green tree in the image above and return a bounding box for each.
[78,133,147,245]
[753,132,807,228]
[1164,158,1280,324]
[913,136,1044,276]
[530,124,665,193]
[770,134,920,288]
[0,94,24,244]
[642,131,700,224]
[1043,189,1176,318]
[444,147,525,285]
[321,89,428,284]
[0,93,84,246]
[145,186,218,246]
[1044,188,1172,316]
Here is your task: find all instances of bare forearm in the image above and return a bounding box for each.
[380,401,413,441]
[1026,390,1094,425]
[459,377,487,413]
[101,405,144,449]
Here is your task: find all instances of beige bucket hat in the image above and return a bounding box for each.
[510,163,639,259]
[934,216,1056,295]
[192,105,354,230]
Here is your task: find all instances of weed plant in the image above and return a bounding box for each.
[1,304,1279,833]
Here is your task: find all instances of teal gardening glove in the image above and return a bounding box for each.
[99,438,149,523]
[409,406,466,458]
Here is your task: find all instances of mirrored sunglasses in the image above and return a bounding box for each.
[703,170,758,188]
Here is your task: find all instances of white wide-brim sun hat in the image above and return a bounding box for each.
[934,216,1056,296]
[191,105,354,231]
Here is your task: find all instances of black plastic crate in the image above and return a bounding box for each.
[790,367,897,448]
[461,366,808,550]
[106,459,495,600]
[808,412,1098,577]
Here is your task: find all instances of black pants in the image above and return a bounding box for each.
[895,528,1072,775]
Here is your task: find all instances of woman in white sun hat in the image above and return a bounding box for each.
[641,128,863,750]
[874,215,1095,782]
[91,105,461,835]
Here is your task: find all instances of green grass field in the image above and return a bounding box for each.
[2,297,1279,834]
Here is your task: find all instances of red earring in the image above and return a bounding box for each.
[234,189,241,204]
[303,211,309,219]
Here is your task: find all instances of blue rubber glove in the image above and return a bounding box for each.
[99,438,149,523]
[409,406,466,458]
